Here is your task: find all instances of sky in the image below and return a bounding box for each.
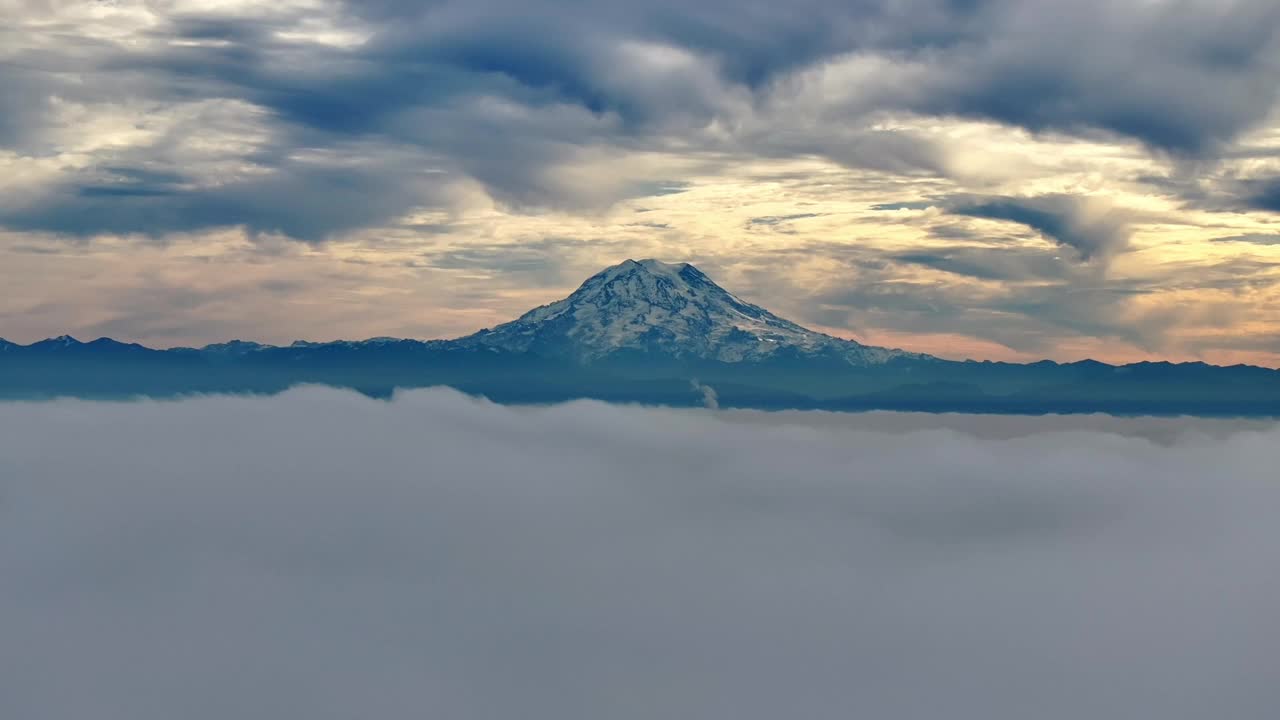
[2,0,1280,365]
[2,387,1279,719]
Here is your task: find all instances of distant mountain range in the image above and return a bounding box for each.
[3,259,1279,416]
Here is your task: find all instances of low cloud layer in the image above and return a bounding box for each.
[2,388,1278,719]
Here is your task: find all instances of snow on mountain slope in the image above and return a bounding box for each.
[460,259,920,364]
[6,260,923,366]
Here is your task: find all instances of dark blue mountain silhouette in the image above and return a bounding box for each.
[2,259,1277,416]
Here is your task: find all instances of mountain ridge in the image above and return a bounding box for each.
[3,258,1273,371]
[0,252,1274,368]
[3,259,1279,415]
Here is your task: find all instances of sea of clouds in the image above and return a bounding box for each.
[2,387,1278,719]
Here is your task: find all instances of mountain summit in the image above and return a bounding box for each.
[460,259,913,364]
[4,258,1279,414]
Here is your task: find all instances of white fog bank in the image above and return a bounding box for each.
[1,388,1278,720]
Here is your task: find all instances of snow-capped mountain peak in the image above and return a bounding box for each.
[460,259,916,364]
[30,335,84,349]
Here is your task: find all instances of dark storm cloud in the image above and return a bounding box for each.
[346,0,1280,157]
[948,194,1132,262]
[1136,172,1280,218]
[335,0,1280,160]
[1242,178,1280,213]
[868,193,1133,263]
[1139,170,1280,223]
[905,1,1280,156]
[3,0,1280,239]
[889,244,1074,282]
[1,388,1279,720]
[0,62,53,148]
[344,0,927,90]
[2,158,439,241]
